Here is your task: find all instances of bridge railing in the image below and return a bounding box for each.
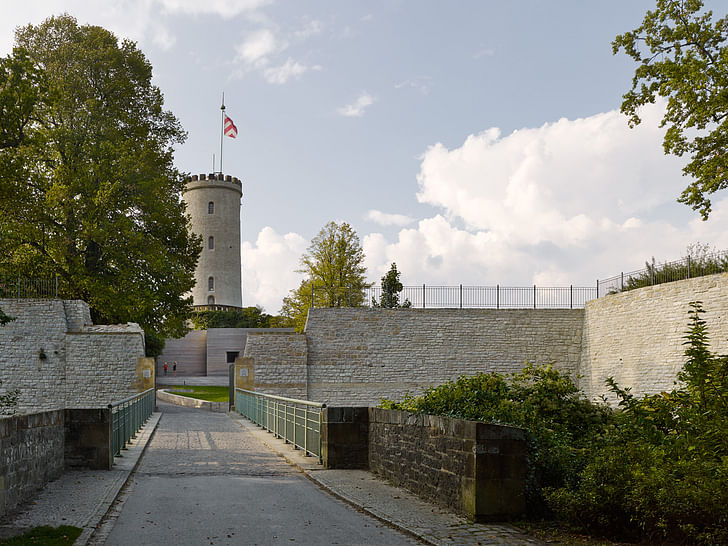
[234,388,325,461]
[109,388,155,456]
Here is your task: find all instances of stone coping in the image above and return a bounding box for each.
[156,389,228,412]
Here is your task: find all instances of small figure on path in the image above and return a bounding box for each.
[173,361,177,377]
[163,362,168,376]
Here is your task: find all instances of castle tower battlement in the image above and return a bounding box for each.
[183,173,242,309]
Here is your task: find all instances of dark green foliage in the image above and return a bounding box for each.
[0,15,201,341]
[613,0,728,219]
[547,302,728,544]
[0,306,13,326]
[616,243,728,293]
[0,380,20,415]
[372,262,411,308]
[380,364,613,516]
[0,525,82,545]
[143,329,166,358]
[189,306,290,329]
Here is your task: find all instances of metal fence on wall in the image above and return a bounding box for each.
[597,250,728,298]
[0,277,58,299]
[313,285,597,310]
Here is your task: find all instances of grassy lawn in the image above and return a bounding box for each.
[0,525,82,545]
[166,385,229,402]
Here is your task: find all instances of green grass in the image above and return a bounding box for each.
[166,385,229,402]
[0,525,82,545]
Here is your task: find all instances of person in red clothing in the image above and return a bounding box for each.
[163,362,168,375]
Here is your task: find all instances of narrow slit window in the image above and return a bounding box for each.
[208,276,214,291]
[208,236,214,250]
[207,295,215,305]
[208,201,214,214]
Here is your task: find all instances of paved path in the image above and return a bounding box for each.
[102,402,418,545]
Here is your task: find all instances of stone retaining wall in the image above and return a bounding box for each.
[580,273,728,402]
[320,407,527,521]
[0,299,145,413]
[243,331,308,399]
[305,308,583,406]
[157,389,227,412]
[0,410,64,517]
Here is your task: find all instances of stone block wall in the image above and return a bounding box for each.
[64,408,112,470]
[580,273,728,403]
[321,407,369,469]
[367,408,526,521]
[305,308,584,405]
[0,410,64,517]
[0,299,145,413]
[65,325,144,408]
[243,331,308,399]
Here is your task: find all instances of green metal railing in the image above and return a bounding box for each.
[235,388,325,461]
[110,388,155,456]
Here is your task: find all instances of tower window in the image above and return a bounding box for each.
[208,236,214,250]
[208,276,214,291]
[208,201,214,214]
[207,295,215,305]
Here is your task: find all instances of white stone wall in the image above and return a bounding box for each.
[580,273,728,404]
[0,300,70,413]
[65,325,144,407]
[305,308,584,405]
[244,331,308,399]
[0,299,144,413]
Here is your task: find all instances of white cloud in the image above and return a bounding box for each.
[394,77,431,95]
[264,58,313,84]
[235,28,279,67]
[159,0,271,18]
[292,19,323,40]
[473,48,495,59]
[366,210,415,227]
[337,92,375,117]
[242,227,306,313]
[0,1,270,55]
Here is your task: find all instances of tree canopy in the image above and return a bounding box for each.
[0,15,200,343]
[281,221,370,331]
[190,306,292,329]
[613,0,728,219]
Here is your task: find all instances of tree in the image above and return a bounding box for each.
[613,0,728,219]
[190,306,292,329]
[372,262,411,308]
[0,15,201,343]
[281,221,370,331]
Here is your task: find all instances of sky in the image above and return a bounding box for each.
[3,1,728,313]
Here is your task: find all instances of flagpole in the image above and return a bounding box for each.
[220,92,225,175]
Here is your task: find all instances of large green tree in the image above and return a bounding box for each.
[281,221,370,331]
[0,15,200,341]
[613,0,728,219]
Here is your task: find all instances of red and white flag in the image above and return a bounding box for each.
[223,114,238,138]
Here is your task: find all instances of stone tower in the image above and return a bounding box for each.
[183,173,243,309]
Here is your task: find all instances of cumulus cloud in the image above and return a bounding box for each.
[362,102,728,289]
[365,210,415,227]
[337,92,375,117]
[242,227,306,313]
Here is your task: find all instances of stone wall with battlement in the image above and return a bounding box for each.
[0,299,146,413]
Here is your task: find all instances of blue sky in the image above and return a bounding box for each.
[3,1,727,313]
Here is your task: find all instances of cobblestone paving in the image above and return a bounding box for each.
[103,402,419,545]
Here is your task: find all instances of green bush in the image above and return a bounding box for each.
[380,363,613,516]
[546,302,728,544]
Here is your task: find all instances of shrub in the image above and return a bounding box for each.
[546,302,728,544]
[380,363,613,516]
